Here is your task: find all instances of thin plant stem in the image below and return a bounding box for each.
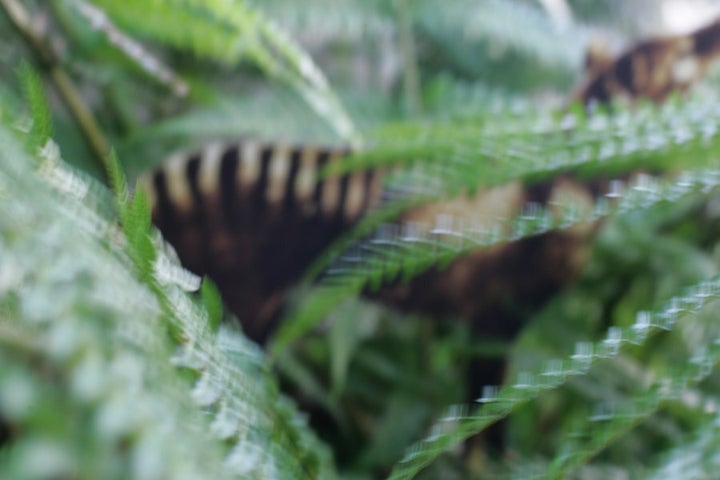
[394,0,422,116]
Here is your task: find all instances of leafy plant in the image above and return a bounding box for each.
[3,0,720,479]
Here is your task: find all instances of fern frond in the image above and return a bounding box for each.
[544,329,720,478]
[66,0,189,97]
[81,0,359,145]
[645,404,720,479]
[16,62,52,152]
[272,167,720,359]
[268,92,720,359]
[334,94,720,189]
[388,274,720,479]
[0,125,228,478]
[0,118,334,477]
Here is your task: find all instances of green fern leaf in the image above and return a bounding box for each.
[17,61,53,152]
[200,277,223,334]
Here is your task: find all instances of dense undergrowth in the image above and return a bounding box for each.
[3,1,720,478]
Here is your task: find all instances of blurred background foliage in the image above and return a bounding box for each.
[4,0,720,479]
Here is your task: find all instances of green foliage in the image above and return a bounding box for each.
[78,0,359,145]
[272,120,720,359]
[4,0,720,479]
[200,277,224,334]
[0,39,332,479]
[16,62,53,152]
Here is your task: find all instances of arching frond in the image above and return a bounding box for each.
[0,116,334,478]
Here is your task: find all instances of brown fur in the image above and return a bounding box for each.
[144,143,598,343]
[143,20,720,343]
[575,18,720,105]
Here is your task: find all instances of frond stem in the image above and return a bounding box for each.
[394,0,422,116]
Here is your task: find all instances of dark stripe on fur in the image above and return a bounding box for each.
[283,147,303,214]
[253,145,273,212]
[220,144,240,229]
[312,150,331,214]
[337,173,351,221]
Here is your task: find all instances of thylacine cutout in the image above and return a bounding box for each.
[142,17,720,343]
[141,138,595,343]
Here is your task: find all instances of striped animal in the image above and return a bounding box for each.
[141,139,594,343]
[142,16,720,344]
[143,141,383,341]
[575,17,720,105]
